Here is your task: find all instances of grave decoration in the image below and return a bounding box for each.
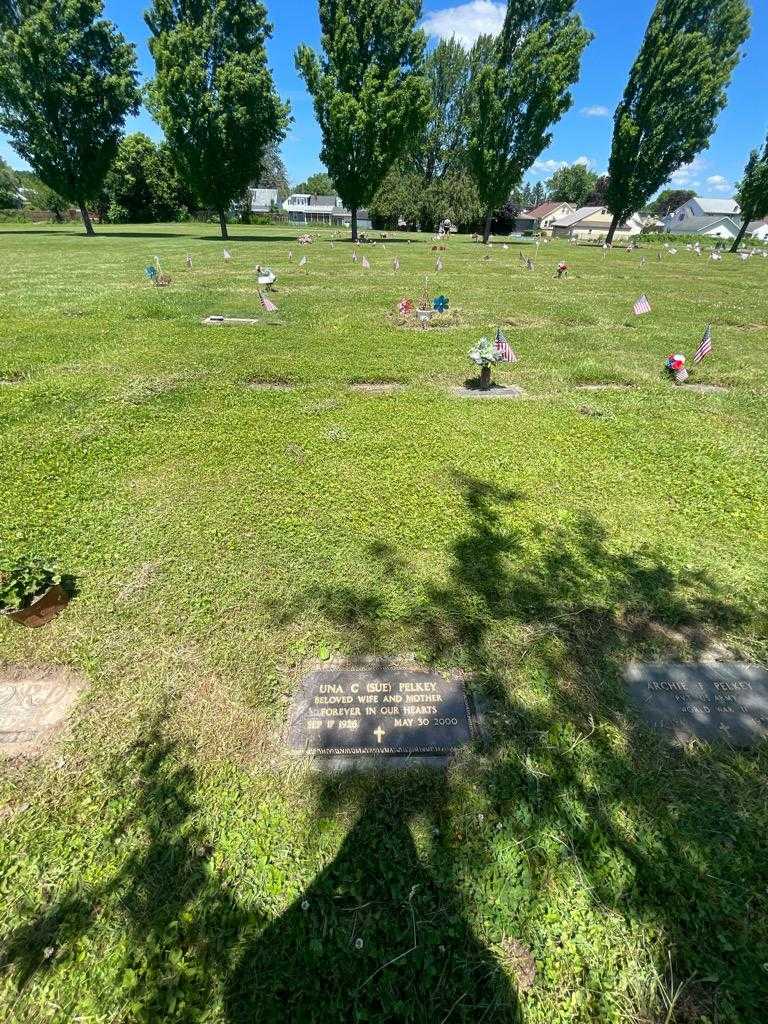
[185,254,193,269]
[665,353,689,384]
[556,262,568,278]
[145,261,171,287]
[665,326,712,385]
[468,335,509,390]
[1,556,71,628]
[259,291,278,313]
[298,234,313,245]
[223,249,232,261]
[256,265,277,289]
[394,293,460,330]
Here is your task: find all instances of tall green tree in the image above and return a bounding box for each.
[465,1,591,242]
[296,0,430,241]
[416,37,470,183]
[100,133,195,223]
[256,142,290,197]
[0,155,19,207]
[0,0,139,235]
[645,188,696,219]
[546,163,598,207]
[730,135,768,253]
[294,171,335,196]
[146,0,289,240]
[605,0,750,244]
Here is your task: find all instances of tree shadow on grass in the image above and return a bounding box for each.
[2,474,766,1022]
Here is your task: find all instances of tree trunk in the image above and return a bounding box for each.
[729,216,749,254]
[351,206,358,242]
[79,202,95,237]
[479,365,492,391]
[218,209,229,240]
[605,212,620,246]
[483,208,493,244]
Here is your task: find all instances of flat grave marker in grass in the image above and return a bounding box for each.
[0,665,85,758]
[624,661,768,746]
[286,658,475,765]
[452,383,525,399]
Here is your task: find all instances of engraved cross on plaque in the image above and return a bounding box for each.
[373,726,386,744]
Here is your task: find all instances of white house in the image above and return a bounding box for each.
[515,201,575,234]
[666,215,742,239]
[664,196,740,230]
[550,206,641,240]
[248,187,279,213]
[282,193,371,229]
[750,220,768,242]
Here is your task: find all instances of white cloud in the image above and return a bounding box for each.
[706,174,732,194]
[580,105,610,118]
[669,157,709,188]
[531,156,596,176]
[421,0,506,48]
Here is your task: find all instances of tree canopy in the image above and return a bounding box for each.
[0,155,20,207]
[730,135,768,252]
[146,0,289,239]
[0,0,139,234]
[99,132,195,223]
[645,188,696,219]
[293,172,335,196]
[296,0,430,240]
[465,0,591,241]
[546,163,598,208]
[605,0,750,242]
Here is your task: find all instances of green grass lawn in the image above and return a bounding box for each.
[1,223,767,1023]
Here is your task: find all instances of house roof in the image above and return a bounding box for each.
[524,201,572,219]
[667,215,740,234]
[551,206,607,228]
[692,197,740,215]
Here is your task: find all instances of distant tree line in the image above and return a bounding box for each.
[0,0,759,244]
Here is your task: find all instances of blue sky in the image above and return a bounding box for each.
[2,0,767,197]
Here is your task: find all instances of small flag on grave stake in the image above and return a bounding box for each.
[494,327,518,363]
[436,257,443,271]
[362,255,370,269]
[693,325,712,364]
[299,255,307,268]
[352,250,358,263]
[633,294,651,316]
[185,254,192,269]
[223,249,232,261]
[259,290,278,313]
[288,251,293,260]
[393,257,400,271]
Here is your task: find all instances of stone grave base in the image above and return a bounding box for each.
[286,656,480,770]
[202,316,260,326]
[624,661,768,746]
[1,665,86,758]
[574,382,635,391]
[681,383,729,394]
[452,383,525,399]
[348,381,405,394]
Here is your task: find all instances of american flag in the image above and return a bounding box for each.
[436,257,443,271]
[352,250,357,262]
[259,291,277,313]
[673,366,689,384]
[299,255,307,267]
[393,257,400,271]
[362,256,370,269]
[693,325,712,364]
[633,294,651,316]
[223,249,232,261]
[494,328,518,363]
